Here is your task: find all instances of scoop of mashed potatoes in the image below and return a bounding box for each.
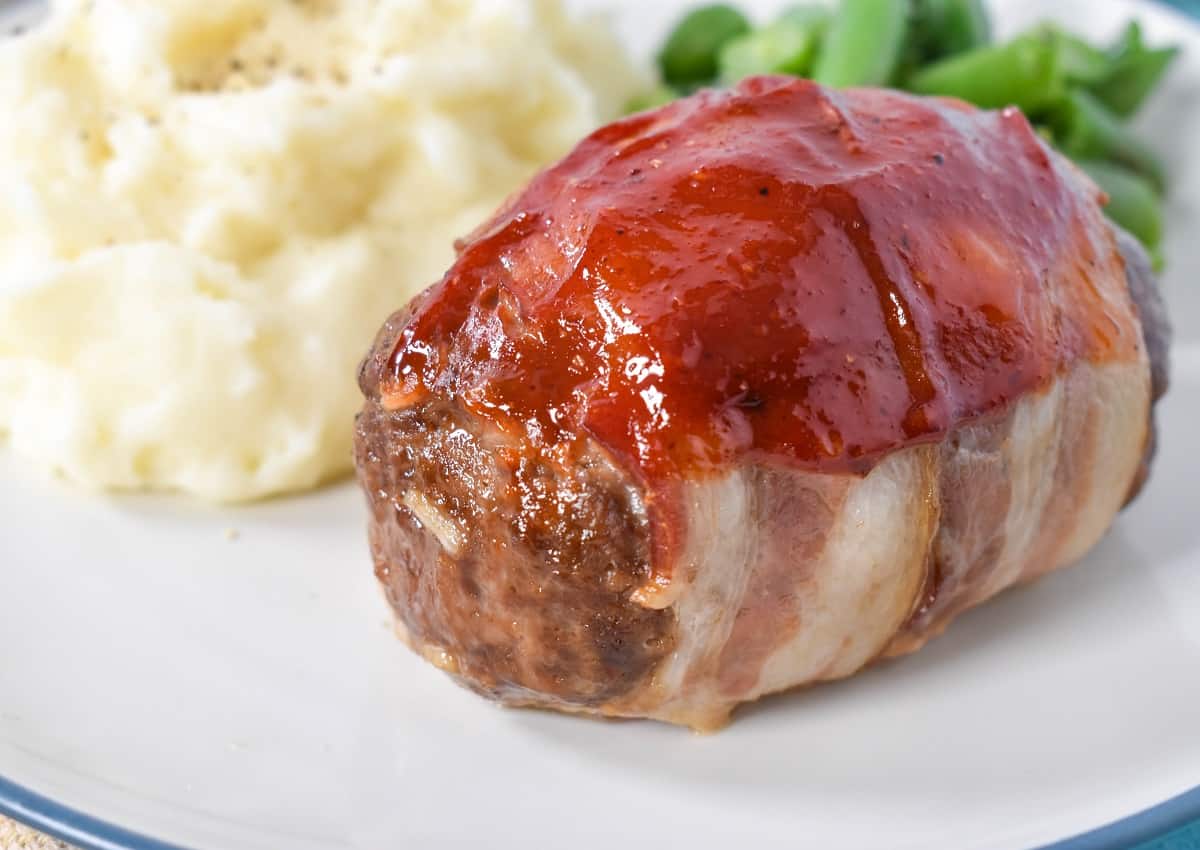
[0,0,640,501]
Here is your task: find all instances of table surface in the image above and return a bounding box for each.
[1,818,68,850]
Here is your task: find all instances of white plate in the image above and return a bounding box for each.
[2,1,1199,849]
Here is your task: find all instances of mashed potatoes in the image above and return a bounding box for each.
[0,0,640,501]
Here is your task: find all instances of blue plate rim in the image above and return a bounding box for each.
[2,1,1198,849]
[0,776,191,850]
[1039,786,1200,850]
[2,770,1200,850]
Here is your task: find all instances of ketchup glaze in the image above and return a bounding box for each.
[382,77,1138,484]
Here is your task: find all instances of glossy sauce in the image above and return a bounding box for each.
[384,77,1138,486]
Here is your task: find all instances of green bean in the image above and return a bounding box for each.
[909,0,991,62]
[812,0,909,87]
[778,4,831,27]
[624,84,683,115]
[1045,89,1166,192]
[658,5,752,87]
[718,7,828,82]
[906,33,1062,113]
[1078,159,1163,253]
[1050,29,1111,85]
[1091,22,1179,117]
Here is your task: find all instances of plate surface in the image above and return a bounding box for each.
[2,1,1199,849]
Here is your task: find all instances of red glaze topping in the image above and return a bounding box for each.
[382,77,1138,484]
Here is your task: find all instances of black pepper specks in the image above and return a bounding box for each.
[735,391,764,410]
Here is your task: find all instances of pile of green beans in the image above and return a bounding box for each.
[639,0,1179,265]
